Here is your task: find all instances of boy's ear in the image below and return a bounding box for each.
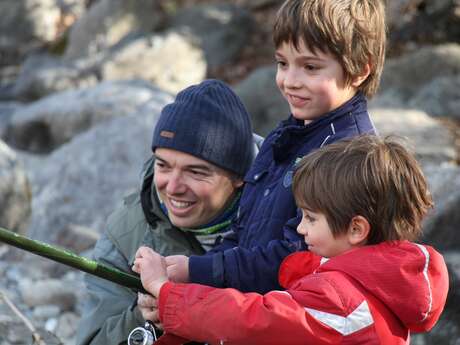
[351,63,371,88]
[347,215,370,245]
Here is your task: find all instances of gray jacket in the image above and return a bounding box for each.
[77,135,262,345]
[76,158,206,345]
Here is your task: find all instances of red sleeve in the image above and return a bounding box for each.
[157,281,343,345]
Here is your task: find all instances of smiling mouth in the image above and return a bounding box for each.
[169,198,194,208]
[287,94,309,106]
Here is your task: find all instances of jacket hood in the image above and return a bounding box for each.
[280,241,449,333]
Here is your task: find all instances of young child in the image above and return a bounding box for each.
[133,135,449,345]
[165,0,388,294]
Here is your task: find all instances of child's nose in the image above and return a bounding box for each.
[296,223,307,236]
[284,68,302,88]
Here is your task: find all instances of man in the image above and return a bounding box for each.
[76,79,259,345]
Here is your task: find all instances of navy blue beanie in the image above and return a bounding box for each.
[152,79,254,177]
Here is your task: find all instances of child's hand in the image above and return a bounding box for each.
[165,255,190,283]
[137,292,162,329]
[132,246,168,296]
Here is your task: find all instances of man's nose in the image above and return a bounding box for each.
[165,172,186,195]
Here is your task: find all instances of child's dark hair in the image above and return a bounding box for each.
[293,135,433,244]
[273,0,386,98]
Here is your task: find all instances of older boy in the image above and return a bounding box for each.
[134,135,449,345]
[166,0,387,294]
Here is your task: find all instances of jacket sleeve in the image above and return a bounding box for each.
[189,213,306,293]
[76,232,144,345]
[157,282,343,345]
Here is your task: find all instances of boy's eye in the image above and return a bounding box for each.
[304,213,316,222]
[304,64,317,71]
[276,59,287,67]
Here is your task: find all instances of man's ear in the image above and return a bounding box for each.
[351,63,371,88]
[347,215,370,245]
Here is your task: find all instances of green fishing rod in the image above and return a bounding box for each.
[0,226,146,293]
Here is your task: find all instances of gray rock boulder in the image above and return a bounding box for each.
[6,80,168,153]
[65,0,164,60]
[19,278,77,310]
[0,0,61,54]
[409,75,460,121]
[25,91,172,242]
[101,32,206,94]
[0,140,31,235]
[234,65,289,136]
[370,108,456,165]
[422,164,460,251]
[0,102,22,139]
[12,54,99,101]
[380,44,460,101]
[169,3,255,69]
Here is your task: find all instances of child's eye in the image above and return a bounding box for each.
[305,214,316,222]
[276,60,287,68]
[304,64,317,71]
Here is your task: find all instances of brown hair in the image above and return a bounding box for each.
[273,0,386,98]
[293,135,433,244]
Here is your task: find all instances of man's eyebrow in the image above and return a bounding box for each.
[153,153,165,162]
[153,153,214,172]
[186,163,214,172]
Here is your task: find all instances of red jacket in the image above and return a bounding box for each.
[156,241,449,344]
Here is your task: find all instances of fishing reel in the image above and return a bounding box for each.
[128,321,158,345]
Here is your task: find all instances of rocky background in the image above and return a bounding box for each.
[0,0,459,344]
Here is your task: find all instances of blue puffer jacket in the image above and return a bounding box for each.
[189,92,376,293]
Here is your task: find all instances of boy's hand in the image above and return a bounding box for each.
[132,246,168,297]
[137,292,162,329]
[165,255,190,283]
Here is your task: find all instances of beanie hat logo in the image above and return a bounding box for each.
[160,130,175,139]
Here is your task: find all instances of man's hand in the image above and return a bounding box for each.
[137,292,162,329]
[165,255,190,283]
[132,246,168,297]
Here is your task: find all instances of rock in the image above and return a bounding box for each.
[33,305,61,319]
[409,75,460,121]
[370,108,456,165]
[55,224,100,253]
[56,312,79,340]
[101,31,206,94]
[12,54,99,101]
[422,164,460,251]
[0,101,22,139]
[389,0,460,50]
[234,65,289,136]
[19,279,77,310]
[0,0,61,54]
[65,0,164,60]
[6,80,167,153]
[169,3,255,68]
[26,91,172,242]
[380,44,460,101]
[0,140,31,235]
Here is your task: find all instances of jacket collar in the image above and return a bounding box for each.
[272,92,367,162]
